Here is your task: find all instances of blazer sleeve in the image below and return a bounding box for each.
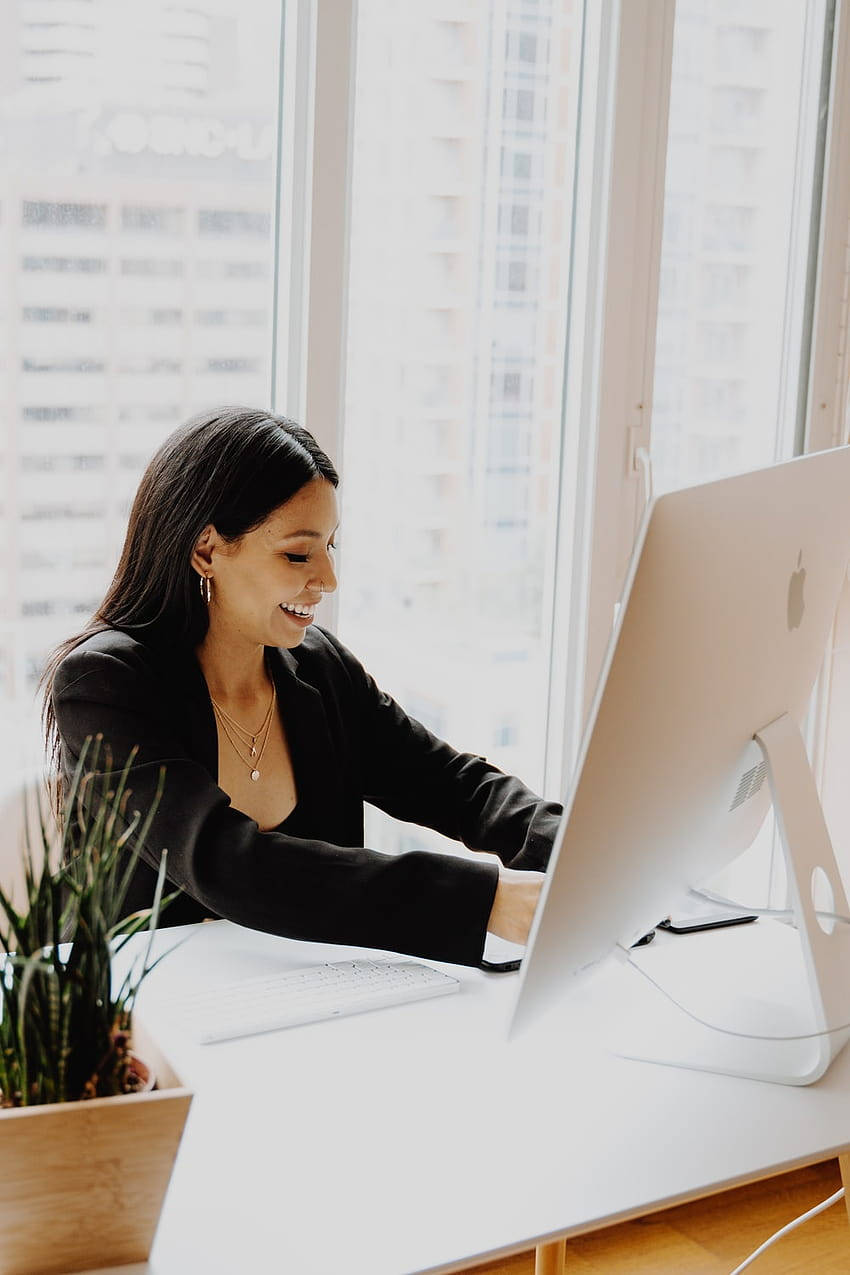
[318,632,562,873]
[52,643,500,967]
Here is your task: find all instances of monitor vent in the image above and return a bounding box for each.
[729,760,768,813]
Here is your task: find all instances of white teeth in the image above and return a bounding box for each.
[281,603,314,617]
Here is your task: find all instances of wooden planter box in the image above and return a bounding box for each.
[0,1019,192,1275]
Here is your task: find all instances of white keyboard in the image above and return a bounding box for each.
[175,959,461,1043]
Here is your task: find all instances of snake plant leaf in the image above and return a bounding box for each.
[0,739,183,1108]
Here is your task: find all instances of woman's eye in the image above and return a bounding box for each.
[285,553,310,564]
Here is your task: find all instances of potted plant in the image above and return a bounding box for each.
[0,737,193,1275]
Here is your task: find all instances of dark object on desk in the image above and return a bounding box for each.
[658,912,758,934]
[481,926,657,970]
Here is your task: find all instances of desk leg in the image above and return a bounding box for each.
[534,1239,565,1274]
[840,1155,850,1227]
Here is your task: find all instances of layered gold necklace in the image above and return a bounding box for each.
[210,683,277,782]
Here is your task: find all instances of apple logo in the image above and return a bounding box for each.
[787,551,806,631]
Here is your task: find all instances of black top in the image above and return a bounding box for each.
[52,625,561,967]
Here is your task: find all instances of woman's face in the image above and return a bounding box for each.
[197,477,339,650]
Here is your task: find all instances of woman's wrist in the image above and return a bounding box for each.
[486,866,544,945]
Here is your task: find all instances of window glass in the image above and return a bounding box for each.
[338,0,584,855]
[652,0,823,493]
[651,0,828,904]
[0,0,280,779]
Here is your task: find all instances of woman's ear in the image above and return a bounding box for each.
[191,524,217,577]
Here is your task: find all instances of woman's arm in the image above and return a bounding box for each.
[315,629,563,873]
[53,638,501,966]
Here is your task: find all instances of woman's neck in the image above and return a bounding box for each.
[195,631,270,705]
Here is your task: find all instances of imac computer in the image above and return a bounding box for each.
[510,444,850,1085]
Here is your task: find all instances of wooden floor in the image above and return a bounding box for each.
[457,1159,849,1274]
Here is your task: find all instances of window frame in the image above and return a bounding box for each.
[547,0,675,795]
[272,0,357,637]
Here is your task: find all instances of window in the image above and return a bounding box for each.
[117,405,181,424]
[493,370,526,402]
[506,31,540,64]
[494,719,519,748]
[2,0,281,747]
[488,419,532,464]
[654,0,819,490]
[714,24,771,71]
[121,205,185,234]
[709,146,760,188]
[507,260,528,291]
[197,209,271,236]
[21,505,106,522]
[513,152,533,179]
[696,321,747,363]
[711,86,765,132]
[22,256,107,273]
[503,88,536,123]
[21,358,105,374]
[119,358,182,374]
[120,258,184,277]
[426,196,462,239]
[22,201,106,229]
[699,262,751,308]
[195,308,267,326]
[22,307,93,323]
[499,203,533,236]
[651,0,831,904]
[22,406,103,423]
[701,204,756,253]
[118,307,183,326]
[195,259,267,279]
[20,455,104,473]
[202,357,263,373]
[335,0,585,856]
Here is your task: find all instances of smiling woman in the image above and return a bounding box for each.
[192,476,339,828]
[40,408,558,965]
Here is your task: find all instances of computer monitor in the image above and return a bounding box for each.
[510,445,850,1085]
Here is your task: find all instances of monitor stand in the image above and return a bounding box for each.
[597,712,850,1086]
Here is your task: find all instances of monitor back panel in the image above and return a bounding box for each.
[511,446,850,1036]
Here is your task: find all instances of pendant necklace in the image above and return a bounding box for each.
[211,683,277,781]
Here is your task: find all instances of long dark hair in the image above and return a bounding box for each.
[41,406,339,794]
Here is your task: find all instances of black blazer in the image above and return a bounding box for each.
[52,626,561,967]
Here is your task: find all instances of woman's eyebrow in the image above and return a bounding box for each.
[276,524,339,542]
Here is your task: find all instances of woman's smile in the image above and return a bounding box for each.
[279,601,316,627]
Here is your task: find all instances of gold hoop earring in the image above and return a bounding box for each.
[200,575,212,605]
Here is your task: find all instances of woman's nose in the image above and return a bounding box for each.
[312,553,337,594]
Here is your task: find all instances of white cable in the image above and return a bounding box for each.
[689,884,784,912]
[687,885,850,929]
[621,949,850,1043]
[728,1186,844,1274]
[628,894,850,1041]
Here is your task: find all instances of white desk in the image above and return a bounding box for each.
[79,918,850,1275]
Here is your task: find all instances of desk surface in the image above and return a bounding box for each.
[77,918,850,1275]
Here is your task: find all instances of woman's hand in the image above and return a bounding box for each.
[486,865,544,945]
